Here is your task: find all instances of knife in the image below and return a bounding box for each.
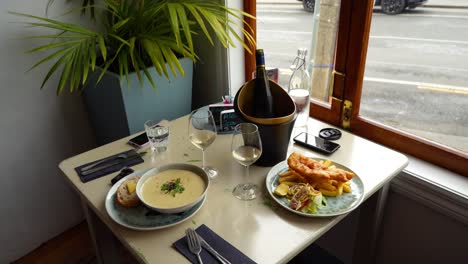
[197,233,231,264]
[81,152,146,176]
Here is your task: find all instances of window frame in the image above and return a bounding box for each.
[243,0,468,176]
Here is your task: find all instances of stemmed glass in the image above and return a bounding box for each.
[188,109,219,178]
[231,123,263,200]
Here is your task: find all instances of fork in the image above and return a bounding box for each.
[186,228,203,264]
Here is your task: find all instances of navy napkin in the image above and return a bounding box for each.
[173,224,256,264]
[75,149,144,183]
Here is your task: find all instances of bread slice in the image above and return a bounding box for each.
[116,176,141,207]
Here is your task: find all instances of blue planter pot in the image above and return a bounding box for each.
[83,58,193,145]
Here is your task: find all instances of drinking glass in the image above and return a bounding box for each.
[231,123,263,200]
[188,109,218,178]
[145,119,170,153]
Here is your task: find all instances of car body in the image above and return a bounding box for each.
[299,0,428,15]
[375,0,428,14]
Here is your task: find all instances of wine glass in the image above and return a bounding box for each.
[188,109,218,178]
[231,123,263,200]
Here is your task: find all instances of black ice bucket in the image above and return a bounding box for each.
[233,80,297,166]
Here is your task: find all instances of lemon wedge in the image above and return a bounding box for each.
[274,183,290,197]
[126,181,137,195]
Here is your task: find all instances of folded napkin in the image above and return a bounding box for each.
[75,149,144,183]
[174,225,256,264]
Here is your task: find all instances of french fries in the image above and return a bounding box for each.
[336,182,344,196]
[274,161,353,199]
[317,182,336,192]
[278,175,303,183]
[343,181,351,193]
[278,170,294,177]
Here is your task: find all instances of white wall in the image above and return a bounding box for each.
[375,190,468,263]
[226,0,247,96]
[0,1,95,262]
[315,173,468,264]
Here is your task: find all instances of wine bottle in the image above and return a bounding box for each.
[253,49,275,118]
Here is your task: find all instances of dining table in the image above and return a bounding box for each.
[59,115,408,264]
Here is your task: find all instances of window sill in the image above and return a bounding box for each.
[391,155,468,225]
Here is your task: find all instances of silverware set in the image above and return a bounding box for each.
[186,228,231,264]
[80,151,146,176]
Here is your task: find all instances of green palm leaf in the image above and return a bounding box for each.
[13,0,256,94]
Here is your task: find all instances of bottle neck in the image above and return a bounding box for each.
[256,50,265,66]
[292,58,306,71]
[297,49,307,70]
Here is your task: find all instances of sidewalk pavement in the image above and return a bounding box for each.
[257,0,468,9]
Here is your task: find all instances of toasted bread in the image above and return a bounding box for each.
[116,176,141,207]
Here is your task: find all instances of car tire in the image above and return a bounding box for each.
[303,0,315,13]
[381,0,406,15]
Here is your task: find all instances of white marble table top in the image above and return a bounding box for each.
[59,116,408,264]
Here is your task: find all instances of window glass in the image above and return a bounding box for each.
[361,5,468,154]
[256,0,340,104]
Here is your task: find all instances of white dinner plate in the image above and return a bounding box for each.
[105,169,205,231]
[266,159,364,217]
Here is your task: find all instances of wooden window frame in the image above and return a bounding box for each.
[243,0,468,176]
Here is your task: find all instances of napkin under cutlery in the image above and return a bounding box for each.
[75,149,145,183]
[174,224,256,264]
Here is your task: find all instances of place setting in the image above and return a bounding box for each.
[98,109,260,263]
[78,107,243,232]
[73,115,209,230]
[173,225,256,264]
[102,110,217,231]
[104,164,208,231]
[74,149,147,183]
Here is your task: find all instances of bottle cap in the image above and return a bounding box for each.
[298,48,308,57]
[319,128,342,140]
[256,49,265,66]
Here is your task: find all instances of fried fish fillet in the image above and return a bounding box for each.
[287,152,354,182]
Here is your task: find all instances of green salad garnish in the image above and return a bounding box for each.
[161,178,185,197]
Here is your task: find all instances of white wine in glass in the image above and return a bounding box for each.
[189,130,216,150]
[188,109,218,178]
[231,123,262,200]
[232,146,262,166]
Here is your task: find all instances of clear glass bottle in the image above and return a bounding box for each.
[288,48,311,128]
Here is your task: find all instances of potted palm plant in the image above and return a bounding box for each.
[13,0,254,144]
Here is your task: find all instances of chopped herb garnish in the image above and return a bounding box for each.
[161,178,185,197]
